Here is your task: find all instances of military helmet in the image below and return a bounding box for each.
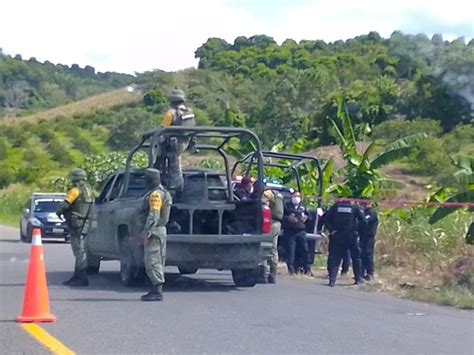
[144,168,161,188]
[168,88,185,104]
[70,168,87,182]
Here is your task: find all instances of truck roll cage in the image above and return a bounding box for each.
[231,151,323,208]
[124,126,265,197]
[123,126,267,235]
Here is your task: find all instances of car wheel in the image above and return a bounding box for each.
[232,268,259,287]
[86,252,101,275]
[19,223,25,241]
[178,267,198,275]
[119,237,141,287]
[25,225,32,243]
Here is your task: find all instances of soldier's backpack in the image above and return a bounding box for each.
[176,104,196,127]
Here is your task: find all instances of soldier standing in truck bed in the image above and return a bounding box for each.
[159,88,196,190]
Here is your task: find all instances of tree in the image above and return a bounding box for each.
[429,154,474,224]
[329,98,427,198]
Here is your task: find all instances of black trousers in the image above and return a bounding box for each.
[341,249,351,273]
[360,236,375,276]
[286,230,310,273]
[327,233,362,283]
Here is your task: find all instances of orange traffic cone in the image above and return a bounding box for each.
[16,228,56,323]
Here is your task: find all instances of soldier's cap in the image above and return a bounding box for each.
[145,168,161,177]
[71,168,87,180]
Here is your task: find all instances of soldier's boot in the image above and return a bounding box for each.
[287,264,295,276]
[69,269,89,287]
[62,268,79,286]
[328,279,336,287]
[141,284,163,302]
[268,266,277,284]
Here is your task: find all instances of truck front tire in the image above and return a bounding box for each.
[119,237,145,286]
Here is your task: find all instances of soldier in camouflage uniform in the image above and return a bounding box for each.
[261,189,284,284]
[56,168,94,287]
[159,88,196,190]
[140,168,172,302]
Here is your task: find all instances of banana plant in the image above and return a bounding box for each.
[330,97,427,198]
[429,154,474,224]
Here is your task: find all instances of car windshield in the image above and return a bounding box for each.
[34,199,62,212]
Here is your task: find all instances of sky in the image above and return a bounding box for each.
[1,0,473,74]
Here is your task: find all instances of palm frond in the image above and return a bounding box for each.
[429,190,474,224]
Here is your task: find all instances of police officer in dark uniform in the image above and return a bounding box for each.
[56,168,94,287]
[323,199,367,287]
[360,200,378,281]
[283,191,311,275]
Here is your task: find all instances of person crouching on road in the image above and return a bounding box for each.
[283,191,311,276]
[323,198,367,287]
[140,169,172,302]
[360,200,379,281]
[56,168,94,287]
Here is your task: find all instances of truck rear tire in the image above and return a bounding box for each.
[232,268,259,287]
[120,237,141,287]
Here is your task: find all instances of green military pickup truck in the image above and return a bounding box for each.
[86,126,273,287]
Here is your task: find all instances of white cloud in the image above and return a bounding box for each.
[1,0,261,73]
[1,0,472,74]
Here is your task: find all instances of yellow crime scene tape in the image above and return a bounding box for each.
[21,324,75,355]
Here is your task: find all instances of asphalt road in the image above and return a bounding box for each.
[1,225,473,354]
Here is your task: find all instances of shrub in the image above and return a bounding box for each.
[371,118,442,141]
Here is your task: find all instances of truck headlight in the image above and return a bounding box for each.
[29,217,42,227]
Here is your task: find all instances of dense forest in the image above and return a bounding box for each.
[0,31,473,191]
[0,49,134,117]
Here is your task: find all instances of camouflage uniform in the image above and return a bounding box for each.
[159,88,196,189]
[57,168,94,287]
[140,169,172,302]
[262,189,284,284]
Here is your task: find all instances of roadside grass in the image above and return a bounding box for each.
[0,184,34,228]
[403,284,474,309]
[309,209,473,309]
[3,87,142,125]
[0,213,18,227]
[358,209,473,309]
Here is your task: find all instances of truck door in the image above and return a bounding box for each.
[103,174,125,254]
[88,176,116,254]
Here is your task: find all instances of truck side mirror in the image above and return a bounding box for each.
[23,208,30,216]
